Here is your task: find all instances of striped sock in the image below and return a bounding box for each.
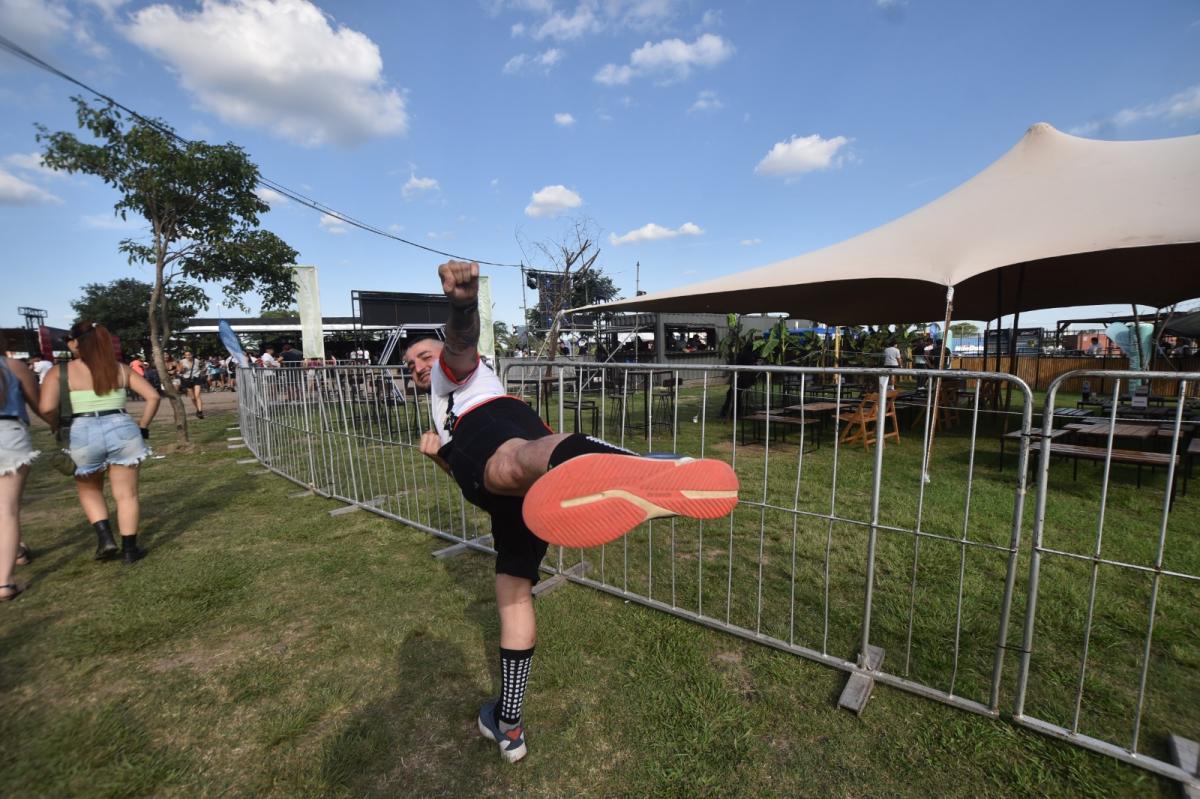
[498,646,534,728]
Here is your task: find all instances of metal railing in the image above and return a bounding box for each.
[1014,369,1200,787]
[235,361,1198,791]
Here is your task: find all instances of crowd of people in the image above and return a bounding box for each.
[2,322,161,602]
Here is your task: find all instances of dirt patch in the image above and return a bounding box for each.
[148,621,309,675]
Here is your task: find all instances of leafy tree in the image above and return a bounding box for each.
[260,308,300,319]
[949,322,981,337]
[718,314,754,364]
[70,277,204,357]
[38,97,298,441]
[492,320,519,356]
[753,319,798,366]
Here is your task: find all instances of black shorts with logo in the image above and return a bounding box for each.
[440,397,553,583]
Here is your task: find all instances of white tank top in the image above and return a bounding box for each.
[430,356,505,446]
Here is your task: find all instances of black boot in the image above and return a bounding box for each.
[93,520,118,560]
[121,534,145,565]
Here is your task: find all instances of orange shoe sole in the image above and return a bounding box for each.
[522,454,740,548]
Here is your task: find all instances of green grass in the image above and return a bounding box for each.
[0,393,1191,797]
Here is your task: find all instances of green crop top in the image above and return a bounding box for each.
[69,367,127,413]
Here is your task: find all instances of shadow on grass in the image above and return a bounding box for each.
[319,630,491,797]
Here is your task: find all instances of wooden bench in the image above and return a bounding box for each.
[740,412,820,449]
[1029,440,1181,491]
[1185,438,1200,495]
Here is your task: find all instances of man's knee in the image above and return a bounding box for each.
[483,445,528,494]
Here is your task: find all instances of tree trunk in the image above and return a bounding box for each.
[147,235,189,443]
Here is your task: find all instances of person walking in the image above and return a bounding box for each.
[206,356,223,390]
[39,322,161,564]
[1,350,43,600]
[178,350,206,419]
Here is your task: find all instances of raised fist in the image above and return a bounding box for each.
[438,260,479,308]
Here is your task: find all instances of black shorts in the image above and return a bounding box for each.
[441,397,553,583]
[181,376,205,390]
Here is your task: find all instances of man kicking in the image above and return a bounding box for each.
[407,260,738,763]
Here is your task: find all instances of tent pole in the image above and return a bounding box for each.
[1131,304,1146,370]
[994,270,1004,377]
[1002,264,1026,427]
[922,285,955,483]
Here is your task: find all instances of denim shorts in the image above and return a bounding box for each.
[0,419,38,476]
[69,413,150,476]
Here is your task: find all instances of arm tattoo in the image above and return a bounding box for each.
[444,301,480,358]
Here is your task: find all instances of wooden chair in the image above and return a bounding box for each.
[938,383,961,430]
[839,390,901,450]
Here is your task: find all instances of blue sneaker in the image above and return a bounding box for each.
[477,699,527,763]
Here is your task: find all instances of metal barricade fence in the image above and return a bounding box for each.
[1015,369,1200,787]
[234,361,1198,789]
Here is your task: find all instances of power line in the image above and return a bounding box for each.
[0,34,523,269]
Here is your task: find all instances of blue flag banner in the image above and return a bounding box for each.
[218,320,249,368]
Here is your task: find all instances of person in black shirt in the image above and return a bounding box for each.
[280,343,303,367]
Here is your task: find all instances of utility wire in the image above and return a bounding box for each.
[0,34,523,269]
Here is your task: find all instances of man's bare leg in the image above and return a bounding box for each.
[483,435,572,497]
[496,573,535,649]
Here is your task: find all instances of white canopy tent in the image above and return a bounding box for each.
[576,124,1200,325]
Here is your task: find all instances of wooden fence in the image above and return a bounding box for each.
[951,354,1200,396]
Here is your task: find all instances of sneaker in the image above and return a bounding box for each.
[522,454,739,548]
[477,699,527,763]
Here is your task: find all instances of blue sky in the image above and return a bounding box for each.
[1,0,1198,333]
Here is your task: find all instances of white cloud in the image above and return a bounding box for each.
[622,0,676,31]
[595,33,733,85]
[530,4,600,40]
[594,63,634,86]
[524,184,582,218]
[254,186,287,206]
[82,0,131,18]
[740,238,762,246]
[427,230,453,240]
[609,221,703,246]
[5,152,65,180]
[0,169,62,205]
[0,0,71,49]
[504,0,681,38]
[319,214,349,234]
[402,174,440,200]
[123,0,408,148]
[81,212,145,230]
[755,133,849,177]
[688,89,722,113]
[1071,83,1200,136]
[876,0,907,7]
[387,222,404,233]
[554,112,576,127]
[503,47,563,74]
[699,9,722,28]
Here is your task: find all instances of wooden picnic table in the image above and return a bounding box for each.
[1071,422,1157,442]
[998,427,1072,470]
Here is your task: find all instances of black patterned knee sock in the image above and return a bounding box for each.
[498,646,534,729]
[547,433,636,468]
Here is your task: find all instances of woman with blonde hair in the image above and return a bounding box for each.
[1,346,43,600]
[40,322,161,564]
